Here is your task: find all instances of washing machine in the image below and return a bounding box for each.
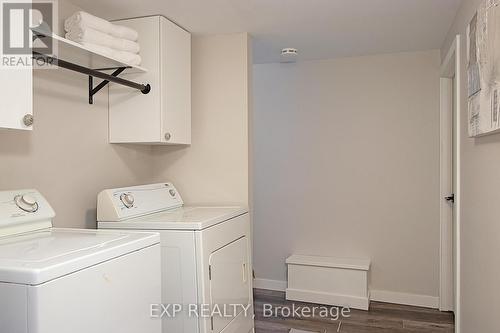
[97,183,254,333]
[0,189,162,333]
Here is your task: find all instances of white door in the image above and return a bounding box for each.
[440,76,456,312]
[451,75,458,311]
[208,237,251,333]
[440,34,460,330]
[439,36,461,314]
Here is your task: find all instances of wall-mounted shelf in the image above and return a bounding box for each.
[32,32,150,104]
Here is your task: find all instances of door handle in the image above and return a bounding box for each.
[242,263,247,283]
[445,194,455,203]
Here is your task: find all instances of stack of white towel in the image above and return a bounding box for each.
[64,11,141,66]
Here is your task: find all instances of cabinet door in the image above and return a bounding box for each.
[0,67,32,130]
[160,17,191,144]
[208,237,251,333]
[109,16,191,145]
[109,16,162,143]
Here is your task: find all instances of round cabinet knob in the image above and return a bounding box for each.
[23,114,34,127]
[15,194,39,212]
[169,189,176,197]
[120,193,134,208]
[164,132,171,141]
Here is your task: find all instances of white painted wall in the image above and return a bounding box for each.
[152,33,251,206]
[0,1,252,229]
[0,0,154,229]
[442,0,500,331]
[253,50,441,299]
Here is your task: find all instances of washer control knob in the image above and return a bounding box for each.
[15,194,39,212]
[120,193,134,208]
[169,189,176,197]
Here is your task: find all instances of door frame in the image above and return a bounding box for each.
[439,34,461,332]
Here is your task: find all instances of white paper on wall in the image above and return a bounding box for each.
[467,0,500,136]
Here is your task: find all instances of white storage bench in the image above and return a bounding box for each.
[285,255,371,310]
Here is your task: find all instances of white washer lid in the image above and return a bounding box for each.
[0,228,159,285]
[98,206,248,231]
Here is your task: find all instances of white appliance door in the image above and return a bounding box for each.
[27,244,161,333]
[208,237,250,333]
[160,231,199,333]
[0,229,159,285]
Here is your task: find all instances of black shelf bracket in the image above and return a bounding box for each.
[32,51,151,105]
[88,67,125,104]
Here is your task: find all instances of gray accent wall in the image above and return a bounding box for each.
[253,50,441,298]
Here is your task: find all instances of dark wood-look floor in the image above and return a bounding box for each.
[254,289,454,333]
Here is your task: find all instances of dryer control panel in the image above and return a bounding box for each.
[0,189,55,236]
[97,183,184,222]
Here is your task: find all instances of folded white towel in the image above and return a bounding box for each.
[82,42,142,66]
[64,11,138,42]
[66,27,140,54]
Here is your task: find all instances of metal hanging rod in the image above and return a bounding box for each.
[32,51,151,104]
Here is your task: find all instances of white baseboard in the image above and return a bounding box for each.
[253,278,439,309]
[370,290,439,309]
[253,278,287,291]
[286,288,369,310]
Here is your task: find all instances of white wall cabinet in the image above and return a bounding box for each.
[109,16,191,145]
[0,67,33,130]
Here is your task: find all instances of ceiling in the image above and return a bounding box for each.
[69,0,462,63]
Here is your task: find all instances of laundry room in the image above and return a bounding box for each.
[0,0,499,332]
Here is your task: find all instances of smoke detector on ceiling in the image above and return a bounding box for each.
[281,48,298,63]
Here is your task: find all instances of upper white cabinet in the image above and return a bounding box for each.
[109,16,191,145]
[0,67,33,130]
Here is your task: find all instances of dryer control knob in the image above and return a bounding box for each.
[120,193,134,208]
[15,194,39,212]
